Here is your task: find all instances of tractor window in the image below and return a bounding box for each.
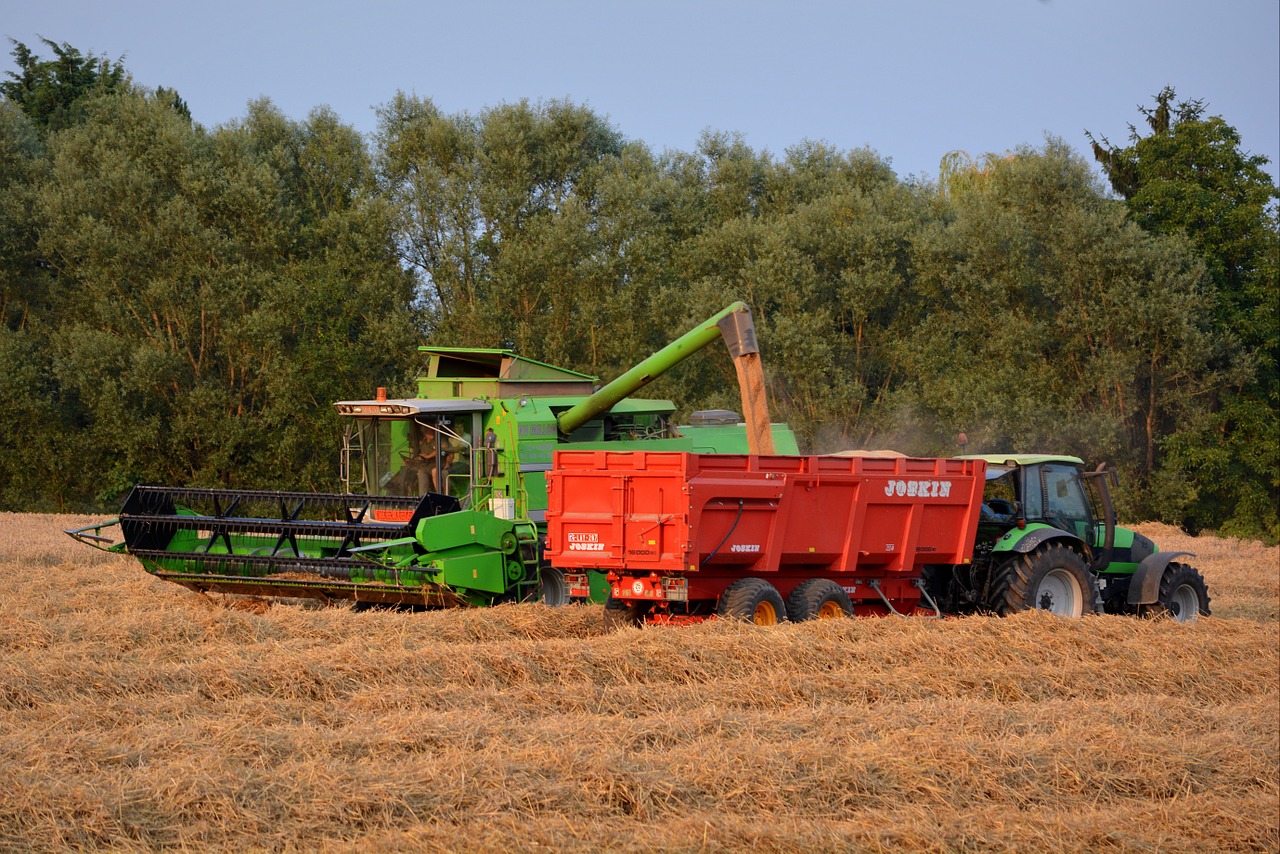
[1041,465,1092,537]
[982,469,1018,521]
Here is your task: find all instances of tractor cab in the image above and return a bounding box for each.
[968,455,1118,570]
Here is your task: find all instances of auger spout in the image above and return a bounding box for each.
[555,301,776,454]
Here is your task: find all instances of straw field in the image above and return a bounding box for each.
[1,513,1276,852]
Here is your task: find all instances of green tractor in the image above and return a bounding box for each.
[67,302,797,608]
[923,455,1211,621]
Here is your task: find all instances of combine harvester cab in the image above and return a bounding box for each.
[546,451,986,625]
[68,302,798,609]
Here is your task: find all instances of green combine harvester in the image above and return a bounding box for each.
[67,302,797,608]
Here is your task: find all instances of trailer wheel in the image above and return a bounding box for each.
[786,578,853,621]
[602,595,648,630]
[1144,563,1211,622]
[992,543,1098,617]
[718,578,786,625]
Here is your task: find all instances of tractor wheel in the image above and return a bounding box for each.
[539,567,568,607]
[602,595,648,630]
[992,543,1099,617]
[786,578,853,621]
[718,578,787,625]
[1145,563,1211,622]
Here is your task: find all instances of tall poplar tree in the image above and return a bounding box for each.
[1089,88,1280,539]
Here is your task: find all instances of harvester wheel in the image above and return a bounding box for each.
[540,567,568,607]
[718,578,786,625]
[993,543,1098,617]
[603,595,648,630]
[786,578,852,621]
[1145,563,1211,622]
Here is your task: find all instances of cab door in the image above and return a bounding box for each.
[1039,464,1095,541]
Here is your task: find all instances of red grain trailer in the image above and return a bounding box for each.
[546,450,986,624]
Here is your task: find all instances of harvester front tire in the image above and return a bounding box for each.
[718,578,786,626]
[603,595,647,630]
[540,567,568,607]
[1145,563,1211,622]
[993,543,1098,617]
[786,578,852,621]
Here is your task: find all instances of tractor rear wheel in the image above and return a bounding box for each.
[1146,563,1211,622]
[786,578,853,621]
[602,595,648,630]
[719,578,787,625]
[992,543,1098,617]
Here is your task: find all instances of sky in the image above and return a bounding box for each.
[2,1,1278,185]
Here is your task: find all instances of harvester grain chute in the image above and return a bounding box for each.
[67,302,797,608]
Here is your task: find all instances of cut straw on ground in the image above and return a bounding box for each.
[1,514,1277,851]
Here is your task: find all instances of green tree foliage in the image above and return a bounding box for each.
[1,38,127,135]
[0,38,417,509]
[674,137,918,449]
[904,142,1216,510]
[374,94,629,368]
[0,101,47,330]
[34,94,416,496]
[1089,88,1280,539]
[2,41,1272,542]
[0,97,95,511]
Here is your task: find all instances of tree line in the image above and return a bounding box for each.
[2,40,1276,541]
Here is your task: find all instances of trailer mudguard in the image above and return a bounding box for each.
[991,522,1083,555]
[1126,551,1195,605]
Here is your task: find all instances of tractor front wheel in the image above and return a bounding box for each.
[993,543,1099,617]
[719,578,787,625]
[1145,563,1211,622]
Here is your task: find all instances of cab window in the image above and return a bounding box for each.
[1041,464,1092,537]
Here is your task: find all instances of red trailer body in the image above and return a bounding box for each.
[546,451,986,620]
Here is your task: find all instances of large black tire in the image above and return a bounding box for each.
[991,543,1099,617]
[718,578,787,625]
[602,595,647,630]
[786,578,853,621]
[1147,563,1211,622]
[539,566,568,606]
